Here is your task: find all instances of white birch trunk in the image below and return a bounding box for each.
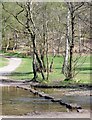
[78,19,82,54]
[62,9,70,77]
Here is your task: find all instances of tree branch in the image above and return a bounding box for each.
[2,3,25,27]
[74,3,84,12]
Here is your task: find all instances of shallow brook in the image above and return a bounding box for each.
[37,88,91,109]
[2,86,67,115]
[1,86,91,116]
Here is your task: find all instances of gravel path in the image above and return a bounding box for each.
[0,58,22,79]
[0,58,21,73]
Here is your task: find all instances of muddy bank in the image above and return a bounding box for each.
[1,80,91,96]
[1,78,92,90]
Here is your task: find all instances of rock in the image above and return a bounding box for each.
[51,99,62,102]
[66,104,72,110]
[38,92,45,97]
[77,109,83,112]
[24,88,27,90]
[60,101,66,106]
[44,95,54,99]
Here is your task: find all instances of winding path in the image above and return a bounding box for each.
[0,57,22,79]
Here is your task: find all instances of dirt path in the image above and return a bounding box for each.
[0,58,22,80]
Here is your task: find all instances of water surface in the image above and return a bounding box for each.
[2,86,91,116]
[2,86,66,115]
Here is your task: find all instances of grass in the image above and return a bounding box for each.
[8,54,91,85]
[9,58,34,80]
[0,57,9,67]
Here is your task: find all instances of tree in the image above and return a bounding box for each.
[62,8,70,79]
[2,1,46,81]
[62,2,86,80]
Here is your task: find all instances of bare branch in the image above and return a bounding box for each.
[25,1,35,35]
[74,3,84,12]
[2,3,25,27]
[2,15,10,23]
[16,2,24,8]
[16,8,24,16]
[77,15,91,28]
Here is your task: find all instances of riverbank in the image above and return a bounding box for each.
[0,81,91,96]
[1,79,92,90]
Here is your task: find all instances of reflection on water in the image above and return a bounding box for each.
[2,86,66,115]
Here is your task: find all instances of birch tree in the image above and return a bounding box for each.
[62,2,85,80]
[62,9,70,79]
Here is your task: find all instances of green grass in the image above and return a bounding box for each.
[8,55,91,85]
[10,58,34,80]
[0,57,9,67]
[9,56,65,82]
[74,55,91,84]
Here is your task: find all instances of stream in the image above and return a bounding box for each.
[1,85,91,116]
[2,86,66,115]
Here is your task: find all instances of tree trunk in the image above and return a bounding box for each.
[6,36,10,52]
[78,19,82,54]
[26,1,45,80]
[63,3,75,81]
[46,41,49,80]
[62,9,70,78]
[31,34,38,81]
[68,5,74,80]
[31,34,45,80]
[49,55,55,72]
[13,32,18,51]
[40,3,47,72]
[40,50,46,72]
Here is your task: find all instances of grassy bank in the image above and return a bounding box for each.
[8,55,91,85]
